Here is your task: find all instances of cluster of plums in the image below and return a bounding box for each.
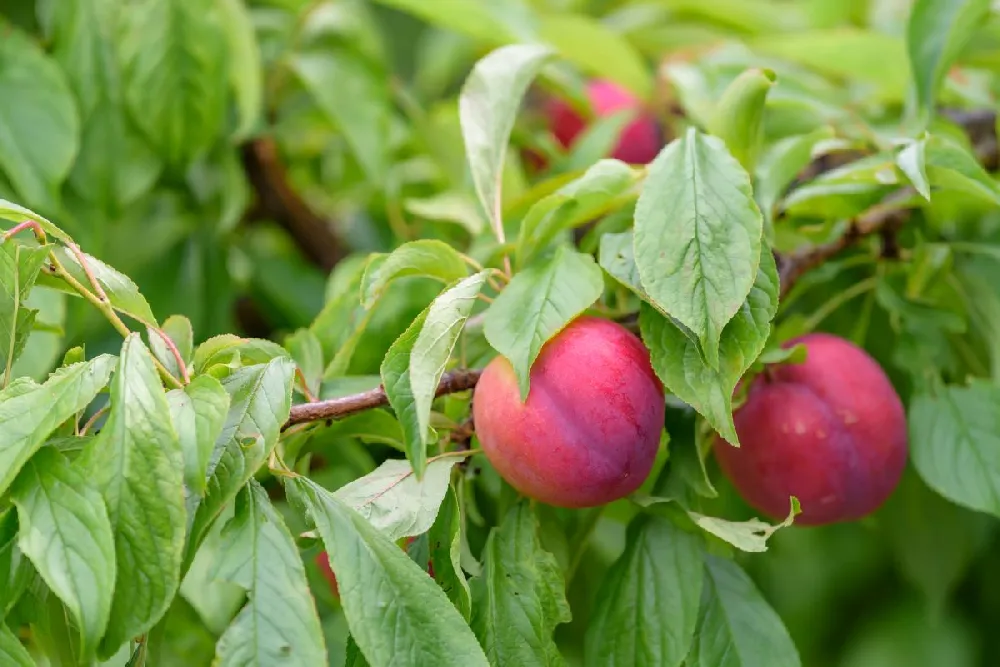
[471,80,908,526]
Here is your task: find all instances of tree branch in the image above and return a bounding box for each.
[241,137,347,271]
[283,369,482,429]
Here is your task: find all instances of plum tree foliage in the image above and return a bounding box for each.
[0,0,999,666]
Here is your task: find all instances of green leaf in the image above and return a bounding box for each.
[538,13,652,99]
[361,240,469,309]
[923,133,1000,205]
[0,510,33,620]
[0,623,32,667]
[708,68,776,173]
[192,335,291,374]
[187,357,296,559]
[633,127,764,370]
[333,457,461,542]
[428,485,472,621]
[382,273,486,476]
[907,0,990,125]
[470,502,571,666]
[10,448,115,658]
[602,232,778,446]
[370,0,523,46]
[403,192,487,235]
[0,243,49,380]
[49,245,158,327]
[0,27,79,210]
[149,314,194,380]
[484,246,603,401]
[284,328,324,398]
[688,556,801,667]
[292,50,389,184]
[910,381,1000,517]
[218,0,263,141]
[49,0,162,211]
[754,126,836,226]
[585,515,703,667]
[517,159,640,268]
[78,335,186,658]
[459,43,556,235]
[687,498,800,553]
[167,374,230,497]
[0,354,116,496]
[0,198,73,244]
[119,0,228,166]
[212,481,326,667]
[288,476,490,667]
[897,137,931,200]
[313,410,405,453]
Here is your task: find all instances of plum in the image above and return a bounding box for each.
[473,316,665,508]
[714,333,908,526]
[545,79,662,165]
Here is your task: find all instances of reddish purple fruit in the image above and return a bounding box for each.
[714,333,908,526]
[473,316,666,508]
[544,79,662,165]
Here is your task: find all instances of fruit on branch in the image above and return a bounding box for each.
[473,316,666,508]
[315,535,432,600]
[544,79,662,165]
[714,333,908,526]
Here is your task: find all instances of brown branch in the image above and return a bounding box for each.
[241,137,347,271]
[283,369,482,429]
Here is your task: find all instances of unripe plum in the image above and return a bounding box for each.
[714,333,908,526]
[545,79,662,165]
[473,316,665,508]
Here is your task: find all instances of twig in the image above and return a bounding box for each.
[241,137,346,271]
[283,369,482,429]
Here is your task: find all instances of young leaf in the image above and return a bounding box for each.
[687,498,800,553]
[923,133,1000,205]
[459,43,556,235]
[428,485,472,620]
[517,159,639,268]
[0,198,72,244]
[603,232,778,446]
[167,374,230,497]
[284,328,324,398]
[334,458,461,542]
[149,314,194,380]
[688,556,801,667]
[897,137,931,200]
[10,448,115,658]
[538,13,652,100]
[585,515,703,667]
[382,273,487,476]
[49,245,158,326]
[187,357,296,559]
[708,68,776,173]
[0,354,116,496]
[0,28,79,210]
[484,246,603,400]
[361,240,469,309]
[0,243,50,379]
[78,335,186,658]
[910,381,1000,518]
[192,335,290,374]
[292,50,389,184]
[218,0,263,141]
[633,127,764,370]
[212,481,326,667]
[470,502,571,666]
[0,623,33,667]
[119,0,228,166]
[907,0,990,125]
[287,476,490,667]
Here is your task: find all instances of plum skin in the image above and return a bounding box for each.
[473,316,666,508]
[544,79,662,165]
[714,333,909,526]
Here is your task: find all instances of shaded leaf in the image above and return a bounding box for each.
[754,126,836,226]
[361,240,469,309]
[633,127,763,369]
[11,448,115,658]
[923,133,1000,205]
[709,68,776,172]
[429,485,472,620]
[212,481,326,667]
[78,335,185,658]
[484,246,603,401]
[288,476,490,667]
[0,243,50,379]
[585,515,703,667]
[0,624,33,667]
[334,457,460,542]
[218,0,263,141]
[0,510,33,620]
